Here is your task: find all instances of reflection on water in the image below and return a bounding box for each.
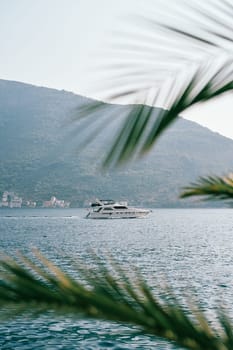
[1,208,233,349]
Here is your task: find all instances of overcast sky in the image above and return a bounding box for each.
[1,0,233,139]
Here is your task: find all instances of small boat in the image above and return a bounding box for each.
[86,199,151,219]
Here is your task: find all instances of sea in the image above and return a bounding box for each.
[1,208,233,350]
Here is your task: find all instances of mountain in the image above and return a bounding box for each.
[0,79,233,207]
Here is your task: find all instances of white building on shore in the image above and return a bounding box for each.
[0,191,23,208]
[43,196,70,208]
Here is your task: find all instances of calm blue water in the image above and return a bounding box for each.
[1,208,233,349]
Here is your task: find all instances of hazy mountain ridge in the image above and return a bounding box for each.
[0,79,232,207]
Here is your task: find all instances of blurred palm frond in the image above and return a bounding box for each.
[181,173,233,201]
[1,251,233,350]
[75,0,233,167]
[103,56,233,166]
[157,0,233,51]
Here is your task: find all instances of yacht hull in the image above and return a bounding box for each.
[86,199,151,219]
[86,209,150,219]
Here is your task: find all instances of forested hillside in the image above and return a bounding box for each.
[1,79,232,207]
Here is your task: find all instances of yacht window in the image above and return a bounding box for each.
[113,206,127,209]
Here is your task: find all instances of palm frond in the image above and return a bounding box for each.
[180,173,233,201]
[158,0,233,51]
[102,55,233,166]
[74,0,233,167]
[1,251,233,350]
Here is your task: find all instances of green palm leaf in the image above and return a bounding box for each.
[103,56,233,166]
[76,1,233,167]
[181,174,233,201]
[1,251,233,350]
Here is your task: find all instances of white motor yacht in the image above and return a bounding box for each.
[86,199,151,219]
